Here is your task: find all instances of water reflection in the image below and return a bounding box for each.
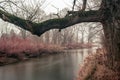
[0,48,95,80]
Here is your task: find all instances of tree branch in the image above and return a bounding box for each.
[82,0,87,10]
[72,0,77,11]
[0,9,102,36]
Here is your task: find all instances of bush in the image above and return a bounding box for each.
[0,35,63,59]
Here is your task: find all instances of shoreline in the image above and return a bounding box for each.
[0,52,62,66]
[77,48,120,80]
[0,47,94,66]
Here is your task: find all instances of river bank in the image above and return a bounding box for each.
[0,49,85,80]
[0,36,63,66]
[77,48,120,80]
[0,34,94,66]
[0,51,63,66]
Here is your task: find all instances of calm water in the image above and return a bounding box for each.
[0,49,96,80]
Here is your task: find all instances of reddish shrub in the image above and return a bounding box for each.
[0,35,63,59]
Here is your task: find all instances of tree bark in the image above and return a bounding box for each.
[102,20,120,61]
[0,9,101,36]
[101,0,120,62]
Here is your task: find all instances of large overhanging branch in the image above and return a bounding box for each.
[0,9,102,36]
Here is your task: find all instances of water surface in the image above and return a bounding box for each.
[0,49,95,80]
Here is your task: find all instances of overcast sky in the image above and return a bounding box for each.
[41,0,73,14]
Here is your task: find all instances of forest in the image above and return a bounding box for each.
[0,0,120,80]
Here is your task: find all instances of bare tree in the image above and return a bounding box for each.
[86,23,102,43]
[0,0,120,62]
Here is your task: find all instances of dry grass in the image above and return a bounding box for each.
[77,48,120,80]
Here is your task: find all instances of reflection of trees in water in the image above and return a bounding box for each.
[80,48,96,61]
[87,49,92,54]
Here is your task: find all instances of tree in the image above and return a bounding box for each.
[87,23,102,44]
[0,0,120,62]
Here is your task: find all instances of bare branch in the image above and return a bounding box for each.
[51,5,61,18]
[82,0,87,11]
[72,0,77,11]
[53,13,61,18]
[0,9,102,36]
[0,0,26,12]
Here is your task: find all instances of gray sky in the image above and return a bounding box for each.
[41,0,73,14]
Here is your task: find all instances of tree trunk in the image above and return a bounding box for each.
[102,20,120,61]
[101,0,120,61]
[103,20,120,61]
[102,20,120,71]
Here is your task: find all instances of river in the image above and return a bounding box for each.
[0,49,96,80]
